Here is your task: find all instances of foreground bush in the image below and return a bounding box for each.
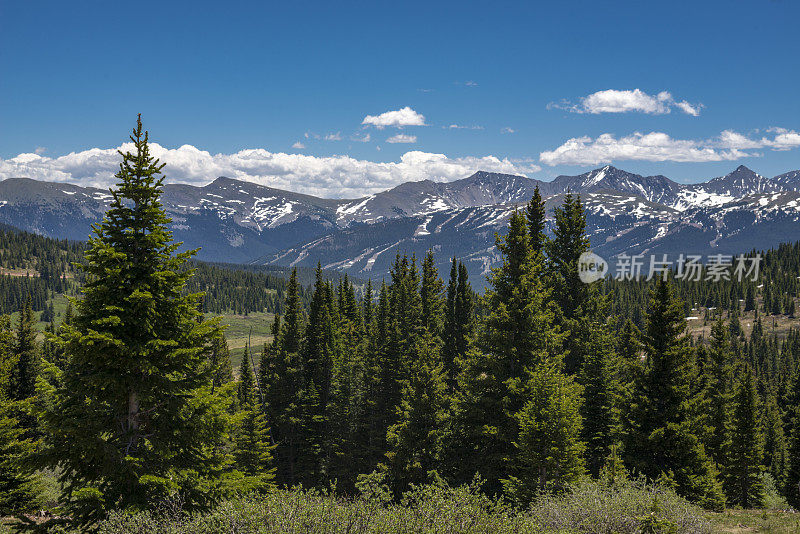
[94,477,711,534]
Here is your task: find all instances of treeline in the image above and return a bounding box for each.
[606,241,800,326]
[0,227,315,316]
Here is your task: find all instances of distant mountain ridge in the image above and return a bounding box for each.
[1,164,799,286]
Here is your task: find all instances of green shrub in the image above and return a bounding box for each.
[95,478,712,534]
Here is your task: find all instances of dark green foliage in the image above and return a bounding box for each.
[384,330,448,493]
[724,365,765,508]
[785,384,800,508]
[0,398,41,515]
[526,185,547,258]
[625,279,725,510]
[233,388,276,494]
[37,117,234,523]
[238,344,256,408]
[451,210,564,494]
[506,363,584,502]
[11,297,39,403]
[579,323,621,476]
[705,318,733,465]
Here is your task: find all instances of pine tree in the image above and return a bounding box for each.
[11,297,39,402]
[0,315,15,398]
[526,185,547,258]
[37,117,232,522]
[267,268,308,486]
[420,250,444,339]
[744,286,756,312]
[505,363,584,503]
[625,278,725,509]
[238,344,255,408]
[705,318,733,465]
[0,398,41,515]
[579,323,621,476]
[762,391,787,488]
[785,372,800,508]
[450,211,563,493]
[384,330,448,494]
[233,388,276,494]
[724,365,765,508]
[209,329,234,391]
[546,193,598,373]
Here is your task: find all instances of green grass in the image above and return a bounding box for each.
[213,311,275,370]
[706,509,800,533]
[15,292,273,371]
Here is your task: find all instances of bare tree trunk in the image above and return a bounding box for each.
[128,390,140,431]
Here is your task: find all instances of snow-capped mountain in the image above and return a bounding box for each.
[546,166,682,205]
[673,165,781,210]
[773,170,800,191]
[335,171,543,225]
[1,164,800,285]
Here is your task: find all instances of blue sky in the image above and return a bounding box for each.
[1,0,799,197]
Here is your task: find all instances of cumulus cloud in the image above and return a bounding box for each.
[550,89,702,116]
[386,134,417,144]
[291,142,305,149]
[501,127,516,134]
[539,128,800,166]
[446,124,483,130]
[362,106,426,129]
[324,132,342,141]
[0,143,539,198]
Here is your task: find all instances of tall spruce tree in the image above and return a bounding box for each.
[11,297,38,403]
[384,330,448,494]
[0,398,41,515]
[420,250,444,339]
[526,185,547,259]
[784,374,800,508]
[724,365,765,508]
[505,363,584,503]
[762,391,787,489]
[37,117,232,522]
[625,278,725,509]
[237,344,255,408]
[233,387,276,494]
[450,210,563,494]
[579,323,621,476]
[705,318,733,465]
[546,193,597,373]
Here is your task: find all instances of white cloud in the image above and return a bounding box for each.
[465,81,478,87]
[540,131,748,166]
[324,132,342,141]
[551,89,702,116]
[539,128,800,166]
[770,131,800,151]
[351,132,371,143]
[34,147,46,155]
[0,143,539,198]
[447,124,484,130]
[501,127,515,134]
[291,142,305,149]
[362,106,426,129]
[386,134,417,144]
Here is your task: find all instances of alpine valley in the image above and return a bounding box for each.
[2,164,800,287]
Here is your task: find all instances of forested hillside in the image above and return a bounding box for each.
[1,121,800,532]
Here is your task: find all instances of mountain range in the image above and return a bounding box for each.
[1,164,799,288]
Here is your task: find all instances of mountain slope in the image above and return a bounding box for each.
[2,164,800,284]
